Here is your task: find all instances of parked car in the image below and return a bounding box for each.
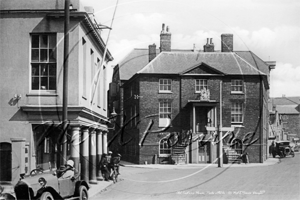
[14,165,89,200]
[272,140,295,158]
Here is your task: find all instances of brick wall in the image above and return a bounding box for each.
[119,73,267,163]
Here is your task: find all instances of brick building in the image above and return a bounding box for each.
[109,24,275,164]
[0,0,112,184]
[270,96,300,143]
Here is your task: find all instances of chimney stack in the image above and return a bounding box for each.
[160,23,171,52]
[148,43,156,62]
[203,38,214,52]
[221,34,233,52]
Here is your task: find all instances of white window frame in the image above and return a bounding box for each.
[231,102,244,124]
[30,34,57,92]
[195,79,208,93]
[159,99,172,127]
[231,79,244,93]
[159,79,172,93]
[159,138,171,157]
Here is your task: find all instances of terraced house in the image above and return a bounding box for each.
[109,24,276,165]
[0,0,112,184]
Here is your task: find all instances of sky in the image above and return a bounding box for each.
[81,0,300,98]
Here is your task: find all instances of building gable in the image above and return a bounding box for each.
[180,62,224,75]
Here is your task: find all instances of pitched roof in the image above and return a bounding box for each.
[272,97,300,105]
[138,51,268,75]
[276,105,299,114]
[119,49,156,80]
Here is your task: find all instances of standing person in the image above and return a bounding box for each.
[107,151,113,178]
[100,153,109,181]
[269,141,275,157]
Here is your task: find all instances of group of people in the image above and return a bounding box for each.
[99,151,123,181]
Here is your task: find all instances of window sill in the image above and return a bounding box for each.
[231,124,244,128]
[26,93,58,97]
[231,91,244,95]
[159,154,171,158]
[159,91,172,94]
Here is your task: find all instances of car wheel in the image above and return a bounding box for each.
[79,185,88,200]
[40,192,54,200]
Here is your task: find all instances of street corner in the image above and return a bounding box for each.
[88,180,114,198]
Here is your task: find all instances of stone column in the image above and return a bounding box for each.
[96,130,103,180]
[61,134,68,166]
[70,127,80,172]
[103,132,108,154]
[89,130,97,184]
[80,128,89,182]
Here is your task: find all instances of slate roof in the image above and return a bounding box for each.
[138,51,269,75]
[119,49,195,80]
[276,105,299,114]
[271,97,300,105]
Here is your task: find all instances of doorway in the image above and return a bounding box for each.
[198,141,210,163]
[0,142,12,181]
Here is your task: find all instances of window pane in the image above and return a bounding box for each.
[32,35,39,48]
[32,77,39,90]
[40,35,48,48]
[49,49,56,62]
[49,35,56,48]
[40,64,48,76]
[31,64,39,76]
[40,49,48,62]
[48,64,56,76]
[49,77,56,90]
[31,49,39,62]
[40,77,48,90]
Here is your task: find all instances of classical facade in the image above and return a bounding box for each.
[0,0,112,184]
[109,24,276,165]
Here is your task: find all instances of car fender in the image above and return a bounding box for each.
[74,180,89,196]
[38,187,64,200]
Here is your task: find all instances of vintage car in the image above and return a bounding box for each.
[14,168,89,200]
[272,140,295,158]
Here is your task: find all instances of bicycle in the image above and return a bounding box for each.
[110,166,119,184]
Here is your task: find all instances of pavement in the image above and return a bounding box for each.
[88,156,282,198]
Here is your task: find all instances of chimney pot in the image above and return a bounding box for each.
[160,24,171,52]
[204,37,214,52]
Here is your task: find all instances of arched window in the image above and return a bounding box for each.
[159,138,171,156]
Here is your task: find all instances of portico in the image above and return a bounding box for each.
[20,105,110,183]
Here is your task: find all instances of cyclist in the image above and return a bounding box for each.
[111,153,124,175]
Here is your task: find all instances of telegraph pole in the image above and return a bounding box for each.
[61,0,70,165]
[218,80,223,167]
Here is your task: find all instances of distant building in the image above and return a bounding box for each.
[270,96,300,143]
[0,0,113,184]
[109,24,276,164]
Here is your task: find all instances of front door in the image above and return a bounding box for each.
[0,142,12,181]
[198,141,210,163]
